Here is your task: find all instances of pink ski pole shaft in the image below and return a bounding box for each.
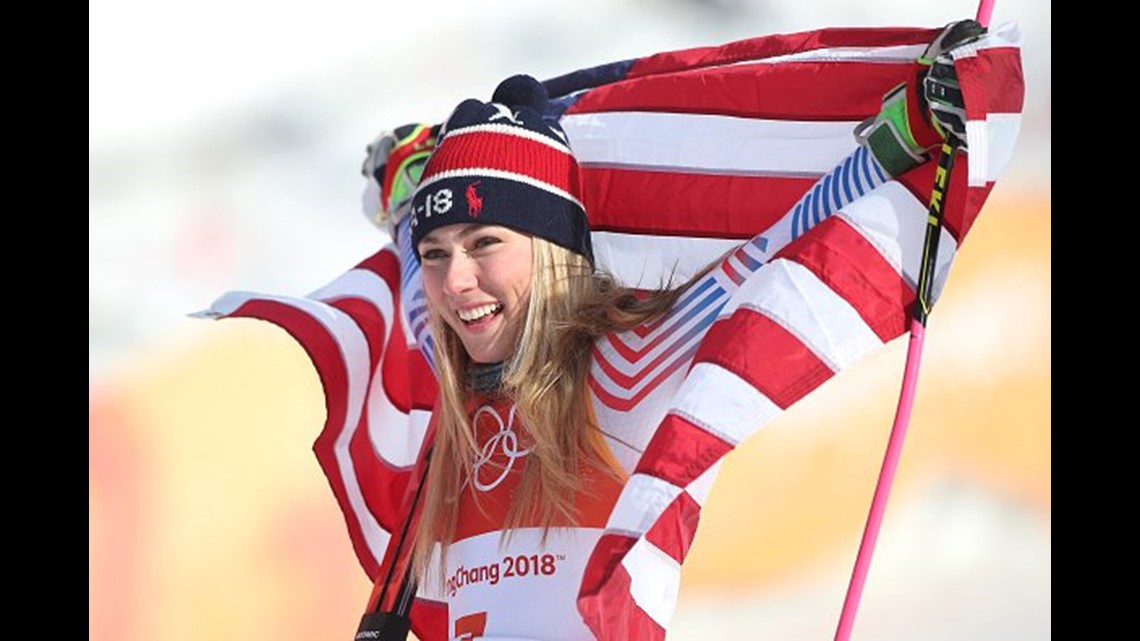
[832,4,993,639]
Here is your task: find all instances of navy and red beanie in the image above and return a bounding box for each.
[409,74,594,266]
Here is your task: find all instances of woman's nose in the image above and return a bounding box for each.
[442,253,478,295]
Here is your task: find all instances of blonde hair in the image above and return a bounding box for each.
[411,236,713,586]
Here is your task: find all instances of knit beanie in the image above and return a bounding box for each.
[409,74,593,266]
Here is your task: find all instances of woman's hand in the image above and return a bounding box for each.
[854,19,987,177]
[919,19,987,144]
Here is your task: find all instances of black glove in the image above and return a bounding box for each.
[854,20,987,176]
[918,19,987,144]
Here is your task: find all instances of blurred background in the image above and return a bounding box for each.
[89,1,1050,639]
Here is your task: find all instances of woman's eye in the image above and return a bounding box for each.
[471,236,501,250]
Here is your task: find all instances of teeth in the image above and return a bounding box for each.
[457,303,502,322]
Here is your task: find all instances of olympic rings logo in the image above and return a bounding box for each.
[470,404,530,492]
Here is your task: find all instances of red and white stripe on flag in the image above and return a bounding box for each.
[198,248,437,580]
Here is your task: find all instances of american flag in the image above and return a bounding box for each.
[198,21,1024,641]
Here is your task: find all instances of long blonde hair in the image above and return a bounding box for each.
[411,236,715,585]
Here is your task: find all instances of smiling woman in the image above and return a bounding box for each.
[397,75,713,639]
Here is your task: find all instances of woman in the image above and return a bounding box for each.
[378,74,715,641]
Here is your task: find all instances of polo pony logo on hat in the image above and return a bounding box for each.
[466,181,484,218]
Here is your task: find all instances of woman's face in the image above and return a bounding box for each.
[417,223,534,364]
